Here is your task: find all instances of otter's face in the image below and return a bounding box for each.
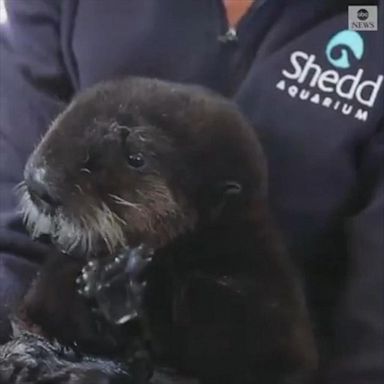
[19,95,198,257]
[18,78,265,258]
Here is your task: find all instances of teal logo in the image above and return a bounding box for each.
[325,30,364,69]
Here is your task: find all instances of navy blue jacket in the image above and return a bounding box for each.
[0,1,383,383]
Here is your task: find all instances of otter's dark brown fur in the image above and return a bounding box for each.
[0,78,317,384]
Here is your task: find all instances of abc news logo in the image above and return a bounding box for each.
[357,9,369,21]
[349,6,378,31]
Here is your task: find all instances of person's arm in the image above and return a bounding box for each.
[0,0,73,342]
[325,122,384,384]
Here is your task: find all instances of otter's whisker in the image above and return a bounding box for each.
[79,215,94,254]
[112,212,128,226]
[79,202,126,255]
[108,194,142,210]
[13,180,27,194]
[19,190,53,238]
[75,184,84,195]
[80,168,91,174]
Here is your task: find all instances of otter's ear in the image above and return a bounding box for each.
[210,180,243,219]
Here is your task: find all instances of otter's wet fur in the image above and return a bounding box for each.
[0,78,317,384]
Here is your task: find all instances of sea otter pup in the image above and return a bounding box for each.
[0,78,317,384]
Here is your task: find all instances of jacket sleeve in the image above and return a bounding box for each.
[0,0,73,342]
[325,122,384,384]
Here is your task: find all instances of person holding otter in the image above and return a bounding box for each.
[0,1,383,383]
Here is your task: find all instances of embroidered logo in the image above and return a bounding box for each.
[276,30,383,122]
[325,30,364,69]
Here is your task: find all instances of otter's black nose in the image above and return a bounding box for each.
[25,167,61,209]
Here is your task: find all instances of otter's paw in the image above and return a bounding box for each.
[78,245,154,325]
[35,368,126,384]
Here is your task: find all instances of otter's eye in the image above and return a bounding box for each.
[127,153,145,169]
